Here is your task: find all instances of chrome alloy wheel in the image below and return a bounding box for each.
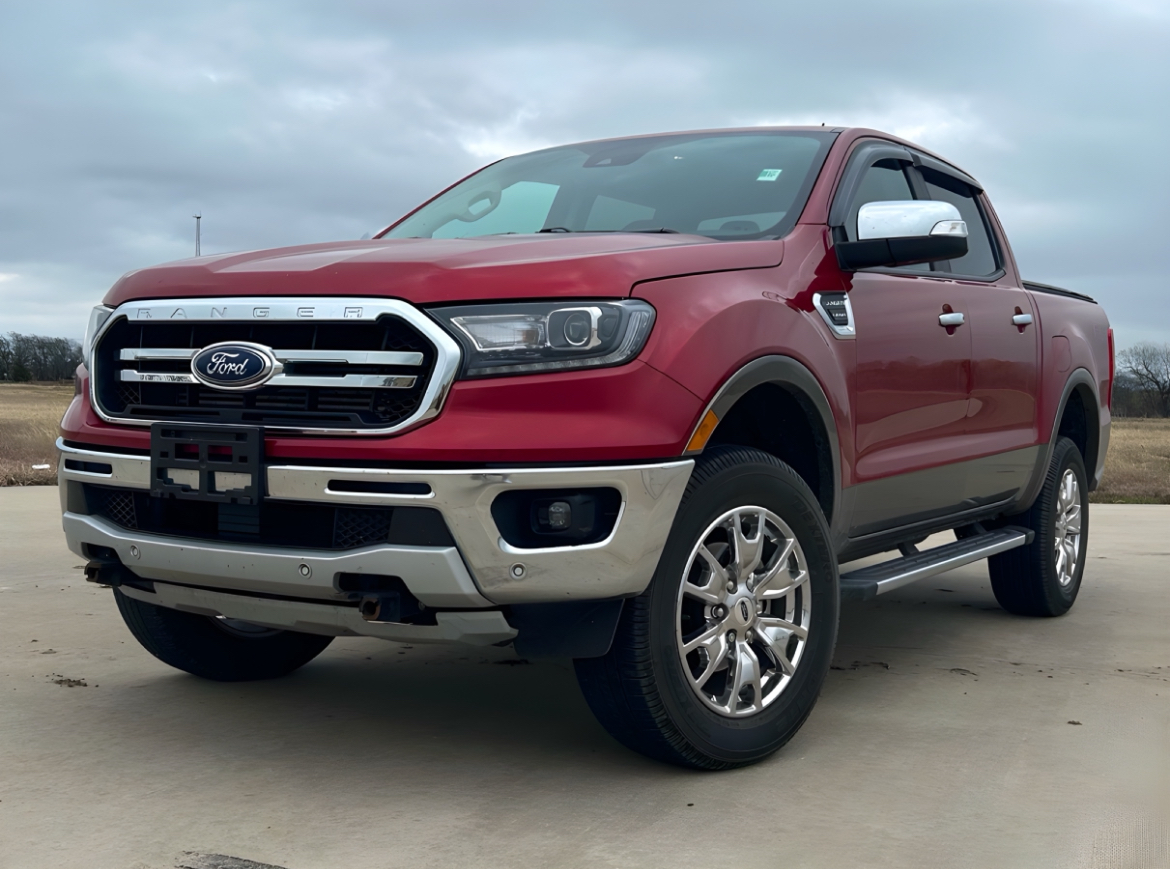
[675,506,811,718]
[1054,468,1083,587]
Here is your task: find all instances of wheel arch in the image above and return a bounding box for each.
[684,356,841,532]
[1015,367,1102,512]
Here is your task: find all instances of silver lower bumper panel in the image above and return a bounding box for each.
[117,581,517,645]
[62,513,491,608]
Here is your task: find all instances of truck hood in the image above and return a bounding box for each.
[103,234,784,307]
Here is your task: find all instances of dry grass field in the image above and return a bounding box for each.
[1090,417,1170,504]
[1,384,1167,501]
[0,383,74,485]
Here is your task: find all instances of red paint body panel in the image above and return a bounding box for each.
[847,270,972,481]
[64,362,703,463]
[103,235,783,308]
[961,279,1040,453]
[1029,291,1113,445]
[635,224,857,483]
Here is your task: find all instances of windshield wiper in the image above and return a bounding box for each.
[537,226,681,234]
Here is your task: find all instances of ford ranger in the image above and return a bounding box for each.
[58,127,1113,769]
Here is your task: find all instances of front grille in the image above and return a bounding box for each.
[84,484,454,550]
[93,310,438,431]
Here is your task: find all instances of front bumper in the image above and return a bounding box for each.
[59,440,692,629]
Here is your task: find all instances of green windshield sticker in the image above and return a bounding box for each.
[756,169,782,181]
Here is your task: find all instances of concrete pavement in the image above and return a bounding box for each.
[0,485,1167,869]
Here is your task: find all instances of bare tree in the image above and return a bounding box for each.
[1117,342,1170,417]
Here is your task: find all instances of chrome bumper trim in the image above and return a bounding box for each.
[62,513,493,608]
[117,582,517,646]
[57,440,152,488]
[58,440,694,604]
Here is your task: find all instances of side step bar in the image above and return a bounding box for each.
[839,527,1034,602]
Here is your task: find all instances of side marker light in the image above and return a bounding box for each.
[686,409,719,453]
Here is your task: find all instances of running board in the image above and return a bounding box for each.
[839,527,1034,602]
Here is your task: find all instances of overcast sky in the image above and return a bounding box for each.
[1,0,1166,346]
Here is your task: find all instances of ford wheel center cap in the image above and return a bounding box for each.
[191,341,279,390]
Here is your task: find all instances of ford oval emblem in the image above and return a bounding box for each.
[191,342,279,390]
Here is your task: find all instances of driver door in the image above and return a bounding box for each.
[838,152,973,537]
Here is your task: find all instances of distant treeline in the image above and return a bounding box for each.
[0,332,83,382]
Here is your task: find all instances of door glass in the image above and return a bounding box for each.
[847,159,930,272]
[919,168,999,277]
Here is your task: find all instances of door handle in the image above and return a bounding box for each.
[1012,313,1033,326]
[938,312,965,327]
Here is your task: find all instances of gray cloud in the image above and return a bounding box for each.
[1,0,1166,345]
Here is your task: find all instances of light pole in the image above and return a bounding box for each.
[193,213,202,257]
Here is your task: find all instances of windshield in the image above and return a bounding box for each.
[382,131,836,241]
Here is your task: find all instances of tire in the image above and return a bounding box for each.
[574,446,839,770]
[988,436,1088,617]
[114,589,334,681]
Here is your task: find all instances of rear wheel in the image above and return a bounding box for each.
[988,436,1088,617]
[114,589,334,681]
[575,446,838,769]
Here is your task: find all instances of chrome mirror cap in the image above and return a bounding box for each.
[857,200,965,240]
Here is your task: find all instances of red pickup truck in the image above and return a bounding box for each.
[59,127,1112,769]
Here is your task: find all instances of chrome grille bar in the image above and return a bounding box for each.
[120,348,425,366]
[120,370,418,389]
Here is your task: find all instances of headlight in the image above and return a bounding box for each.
[83,304,114,367]
[428,300,655,378]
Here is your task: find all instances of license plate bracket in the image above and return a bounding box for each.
[150,423,264,504]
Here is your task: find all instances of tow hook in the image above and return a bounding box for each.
[84,558,133,588]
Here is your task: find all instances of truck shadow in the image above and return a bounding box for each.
[86,564,1041,776]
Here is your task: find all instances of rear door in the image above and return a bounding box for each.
[834,144,974,536]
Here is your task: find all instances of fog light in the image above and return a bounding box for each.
[546,501,572,529]
[491,488,622,548]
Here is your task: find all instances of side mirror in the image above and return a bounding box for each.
[835,200,968,271]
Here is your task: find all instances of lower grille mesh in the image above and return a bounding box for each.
[85,485,454,551]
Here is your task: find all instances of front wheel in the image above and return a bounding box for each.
[575,446,839,769]
[988,436,1089,617]
[114,589,334,681]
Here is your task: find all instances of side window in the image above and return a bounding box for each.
[846,158,929,271]
[919,167,999,277]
